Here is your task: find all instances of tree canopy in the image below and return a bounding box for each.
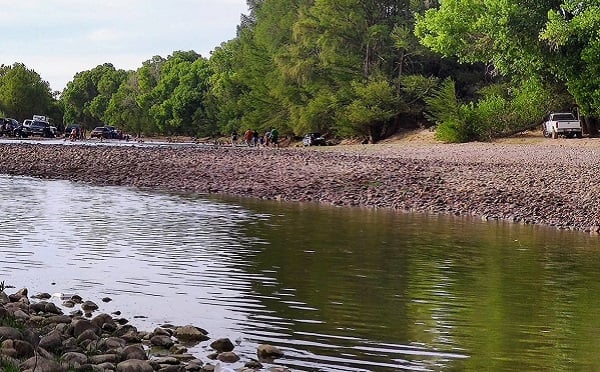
[3,0,600,143]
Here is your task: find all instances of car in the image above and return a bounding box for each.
[28,120,54,137]
[90,126,111,139]
[0,118,21,136]
[302,132,327,146]
[104,125,123,139]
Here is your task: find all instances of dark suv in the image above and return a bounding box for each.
[27,120,54,138]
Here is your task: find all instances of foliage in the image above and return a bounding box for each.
[339,77,401,141]
[426,76,569,142]
[540,2,600,118]
[0,314,24,329]
[0,63,55,122]
[61,63,128,130]
[147,52,213,136]
[415,0,600,133]
[207,40,245,136]
[424,78,471,143]
[0,358,19,372]
[27,0,598,141]
[104,72,150,137]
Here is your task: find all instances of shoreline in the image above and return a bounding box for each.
[0,287,284,371]
[0,137,599,233]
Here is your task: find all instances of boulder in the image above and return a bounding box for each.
[0,326,23,340]
[175,325,210,342]
[1,340,17,358]
[13,340,35,358]
[121,344,148,361]
[257,344,284,361]
[77,328,100,343]
[45,314,72,324]
[210,338,234,353]
[32,292,52,300]
[13,309,30,321]
[89,353,120,364]
[70,318,99,338]
[91,313,115,329]
[61,351,88,367]
[104,336,127,350]
[30,301,62,314]
[217,351,240,363]
[39,329,63,352]
[20,356,65,372]
[0,291,9,304]
[81,300,99,312]
[116,359,154,372]
[150,335,175,348]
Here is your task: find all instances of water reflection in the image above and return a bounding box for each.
[1,175,600,371]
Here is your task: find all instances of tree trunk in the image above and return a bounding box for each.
[583,116,598,137]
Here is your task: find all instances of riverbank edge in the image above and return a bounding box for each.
[0,139,598,234]
[0,287,284,371]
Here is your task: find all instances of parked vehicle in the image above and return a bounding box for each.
[90,126,111,139]
[104,125,121,139]
[0,118,20,137]
[542,112,582,139]
[12,125,29,138]
[27,120,54,138]
[302,132,328,146]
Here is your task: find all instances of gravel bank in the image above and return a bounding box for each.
[1,139,599,233]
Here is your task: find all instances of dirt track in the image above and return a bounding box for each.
[1,133,600,233]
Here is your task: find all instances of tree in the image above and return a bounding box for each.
[61,63,128,130]
[0,63,55,122]
[541,3,600,124]
[143,51,213,136]
[104,72,149,137]
[207,40,246,136]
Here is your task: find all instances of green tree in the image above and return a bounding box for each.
[0,63,54,122]
[541,3,600,132]
[145,51,213,136]
[61,63,128,130]
[414,0,591,137]
[104,72,149,137]
[340,76,401,141]
[232,0,299,135]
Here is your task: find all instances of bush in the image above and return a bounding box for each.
[434,117,472,143]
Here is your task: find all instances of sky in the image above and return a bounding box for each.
[0,0,249,92]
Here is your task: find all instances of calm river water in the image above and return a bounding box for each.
[1,174,600,371]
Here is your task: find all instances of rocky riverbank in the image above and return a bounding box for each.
[1,138,600,233]
[0,287,285,371]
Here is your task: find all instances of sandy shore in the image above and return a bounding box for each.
[1,133,600,233]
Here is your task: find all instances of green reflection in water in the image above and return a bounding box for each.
[215,196,600,371]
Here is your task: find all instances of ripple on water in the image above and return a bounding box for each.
[0,175,482,371]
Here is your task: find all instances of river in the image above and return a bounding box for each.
[1,174,599,371]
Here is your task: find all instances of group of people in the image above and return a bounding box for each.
[231,128,279,147]
[68,126,85,141]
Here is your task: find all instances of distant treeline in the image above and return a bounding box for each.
[0,0,597,143]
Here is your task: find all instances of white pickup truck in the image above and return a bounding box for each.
[542,112,582,139]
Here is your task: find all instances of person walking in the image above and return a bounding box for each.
[231,130,238,146]
[244,129,253,146]
[270,128,279,148]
